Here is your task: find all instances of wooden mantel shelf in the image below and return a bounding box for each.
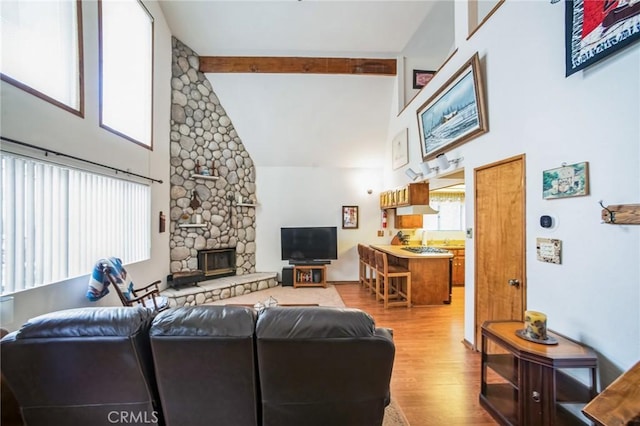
[199,56,397,76]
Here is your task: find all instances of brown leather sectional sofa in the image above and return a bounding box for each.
[1,304,395,426]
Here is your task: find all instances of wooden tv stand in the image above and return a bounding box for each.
[293,264,327,288]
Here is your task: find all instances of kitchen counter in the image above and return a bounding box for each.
[370,244,452,305]
[371,245,454,259]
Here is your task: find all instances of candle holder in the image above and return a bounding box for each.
[516,310,558,345]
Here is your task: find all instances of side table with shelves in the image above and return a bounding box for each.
[293,264,327,288]
[480,320,598,426]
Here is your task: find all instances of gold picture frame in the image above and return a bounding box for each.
[416,52,488,160]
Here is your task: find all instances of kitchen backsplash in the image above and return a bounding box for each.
[402,229,466,244]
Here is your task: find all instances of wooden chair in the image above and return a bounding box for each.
[101,261,168,312]
[363,246,376,294]
[357,244,371,290]
[374,250,411,309]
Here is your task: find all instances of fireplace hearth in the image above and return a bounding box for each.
[198,248,236,278]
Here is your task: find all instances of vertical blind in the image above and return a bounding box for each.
[1,153,150,294]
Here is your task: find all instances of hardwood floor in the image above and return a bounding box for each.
[335,282,498,426]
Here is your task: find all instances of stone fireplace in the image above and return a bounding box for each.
[169,37,257,278]
[198,248,236,278]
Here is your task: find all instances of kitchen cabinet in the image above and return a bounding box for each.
[451,248,465,285]
[380,183,429,209]
[370,245,452,305]
[394,214,423,229]
[480,321,597,426]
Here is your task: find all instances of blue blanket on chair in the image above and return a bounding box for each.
[86,257,134,302]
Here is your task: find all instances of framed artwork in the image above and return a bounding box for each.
[342,205,358,229]
[565,0,640,77]
[413,69,436,89]
[416,53,488,161]
[536,237,562,264]
[392,128,409,170]
[542,162,589,200]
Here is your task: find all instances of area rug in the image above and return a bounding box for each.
[384,399,410,426]
[207,283,346,307]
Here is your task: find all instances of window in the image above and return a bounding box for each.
[99,0,154,148]
[0,0,83,115]
[468,0,505,39]
[1,152,151,295]
[424,192,465,231]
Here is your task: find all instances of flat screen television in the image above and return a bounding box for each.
[281,226,338,264]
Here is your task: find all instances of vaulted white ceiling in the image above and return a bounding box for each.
[157,1,455,169]
[158,1,445,57]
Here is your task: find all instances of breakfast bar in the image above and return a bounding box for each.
[370,245,453,305]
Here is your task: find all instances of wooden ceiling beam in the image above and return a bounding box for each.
[199,56,397,76]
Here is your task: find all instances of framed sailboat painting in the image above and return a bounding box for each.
[416,53,488,161]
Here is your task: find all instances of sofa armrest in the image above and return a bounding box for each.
[375,327,394,340]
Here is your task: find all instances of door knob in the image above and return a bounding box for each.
[508,279,520,287]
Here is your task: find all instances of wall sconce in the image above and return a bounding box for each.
[436,154,451,171]
[404,168,423,181]
[434,153,464,171]
[419,162,432,175]
[406,155,463,181]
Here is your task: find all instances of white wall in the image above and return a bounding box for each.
[386,1,640,380]
[254,166,385,281]
[401,0,456,107]
[0,0,172,331]
[205,72,396,281]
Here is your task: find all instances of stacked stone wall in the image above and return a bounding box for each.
[169,37,256,275]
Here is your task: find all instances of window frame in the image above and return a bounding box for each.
[97,0,155,150]
[1,150,152,295]
[0,0,85,117]
[424,193,466,232]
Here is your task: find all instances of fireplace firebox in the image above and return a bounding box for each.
[198,248,236,278]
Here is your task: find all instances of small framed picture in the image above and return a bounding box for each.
[342,205,359,229]
[392,128,409,170]
[542,162,589,200]
[536,237,562,264]
[413,69,436,89]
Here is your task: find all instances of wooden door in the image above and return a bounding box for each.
[474,155,526,347]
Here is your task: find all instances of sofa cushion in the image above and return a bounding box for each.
[150,305,256,337]
[255,306,395,426]
[149,305,259,426]
[256,306,376,339]
[14,306,153,339]
[1,306,160,426]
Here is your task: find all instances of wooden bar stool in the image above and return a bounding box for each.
[357,244,370,290]
[364,246,377,294]
[374,250,411,309]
